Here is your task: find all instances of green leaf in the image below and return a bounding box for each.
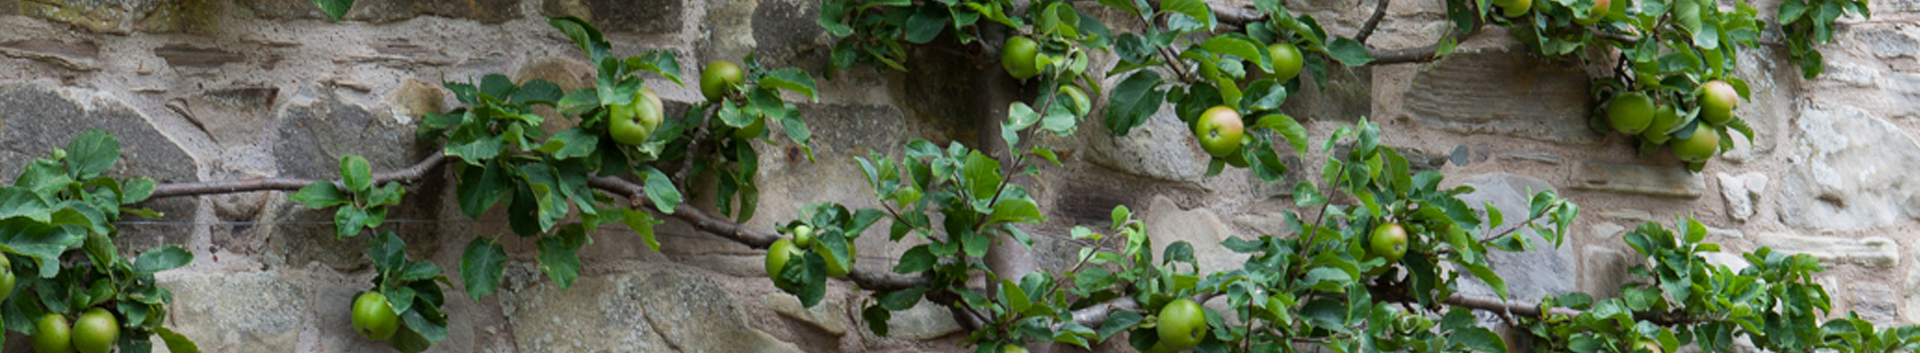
[547,17,610,61]
[1105,71,1165,136]
[1097,310,1143,340]
[998,278,1031,315]
[65,130,119,180]
[640,166,683,214]
[1462,262,1507,300]
[0,188,52,223]
[758,68,819,101]
[1255,113,1309,153]
[131,245,192,274]
[370,231,408,275]
[460,237,508,302]
[1159,0,1216,30]
[620,208,664,251]
[119,176,155,204]
[894,245,936,274]
[288,183,351,209]
[863,304,892,337]
[1325,38,1375,66]
[156,327,201,353]
[538,128,599,160]
[988,198,1044,225]
[311,0,353,21]
[0,218,85,277]
[904,5,950,44]
[1200,36,1269,72]
[626,50,684,86]
[536,236,583,290]
[1447,326,1509,352]
[340,155,373,192]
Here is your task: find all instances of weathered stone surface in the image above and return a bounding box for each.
[18,0,135,33]
[762,293,849,336]
[1905,252,1920,322]
[1280,63,1372,123]
[700,0,759,63]
[1755,232,1899,268]
[1778,104,1920,231]
[543,0,684,35]
[239,0,519,23]
[1567,161,1706,198]
[263,200,374,271]
[1086,106,1208,182]
[1144,195,1247,274]
[273,84,430,179]
[1716,172,1770,222]
[0,83,197,253]
[138,0,221,33]
[161,272,307,352]
[1455,173,1575,302]
[1587,222,1625,240]
[1404,47,1600,144]
[504,272,677,353]
[172,86,277,148]
[1581,247,1634,298]
[154,43,246,68]
[753,0,830,70]
[879,300,963,340]
[1852,283,1900,324]
[638,272,805,353]
[0,38,100,70]
[1700,252,1750,272]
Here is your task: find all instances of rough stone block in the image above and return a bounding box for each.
[543,0,684,35]
[1143,195,1248,275]
[273,84,431,180]
[762,293,848,336]
[239,0,519,23]
[1852,283,1900,324]
[0,38,100,70]
[1755,232,1899,268]
[160,272,308,352]
[153,43,246,68]
[1567,161,1706,198]
[1581,247,1633,298]
[1403,47,1600,145]
[0,83,198,254]
[1778,104,1920,231]
[173,86,277,148]
[1455,173,1575,302]
[1085,106,1207,182]
[1716,172,1769,222]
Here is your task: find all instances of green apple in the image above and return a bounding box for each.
[791,225,815,248]
[33,314,73,353]
[1495,0,1532,17]
[71,308,118,353]
[1157,299,1208,350]
[1268,42,1304,83]
[701,61,746,102]
[1608,92,1655,134]
[1640,104,1681,144]
[1369,223,1409,264]
[1671,124,1720,163]
[0,254,15,303]
[1575,0,1611,25]
[1700,80,1740,126]
[611,88,664,145]
[1001,36,1042,80]
[765,238,804,280]
[352,291,400,341]
[1194,106,1245,158]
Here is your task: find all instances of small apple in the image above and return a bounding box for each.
[1576,0,1611,25]
[33,314,73,353]
[701,61,746,102]
[352,291,400,341]
[1608,92,1655,135]
[1194,106,1245,158]
[1268,42,1304,83]
[1001,36,1042,80]
[1157,299,1208,350]
[610,88,664,145]
[71,308,118,353]
[1700,80,1740,126]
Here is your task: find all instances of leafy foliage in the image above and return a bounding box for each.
[0,130,198,352]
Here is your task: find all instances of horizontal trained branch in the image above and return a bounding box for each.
[146,153,927,291]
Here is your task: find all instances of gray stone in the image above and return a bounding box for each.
[880,299,963,340]
[1905,253,1920,322]
[1581,247,1634,298]
[263,200,374,271]
[1404,47,1600,145]
[0,83,198,254]
[1085,106,1208,182]
[1852,283,1900,324]
[273,84,431,180]
[542,0,684,35]
[1143,195,1248,274]
[504,272,677,353]
[153,43,246,68]
[761,293,849,336]
[1755,232,1899,268]
[137,0,222,34]
[0,38,100,70]
[700,0,759,63]
[17,0,135,33]
[1597,209,1656,223]
[239,0,519,23]
[1700,252,1750,273]
[1587,222,1624,240]
[172,86,277,148]
[1278,61,1372,124]
[1567,161,1706,198]
[160,272,308,352]
[1778,105,1920,231]
[638,272,805,353]
[1454,173,1575,302]
[1716,172,1769,223]
[1503,151,1563,165]
[753,0,829,71]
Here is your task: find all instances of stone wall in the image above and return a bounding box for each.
[0,0,1911,352]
